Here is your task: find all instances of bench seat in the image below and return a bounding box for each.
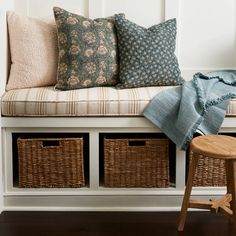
[1,86,236,117]
[1,86,170,117]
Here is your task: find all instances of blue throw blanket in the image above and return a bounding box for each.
[143,70,236,150]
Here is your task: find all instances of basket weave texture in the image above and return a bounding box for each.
[104,138,169,188]
[189,151,226,186]
[17,137,85,188]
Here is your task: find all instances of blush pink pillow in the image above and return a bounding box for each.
[6,12,58,91]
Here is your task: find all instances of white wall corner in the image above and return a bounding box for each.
[0,0,15,97]
[0,0,15,213]
[88,0,105,18]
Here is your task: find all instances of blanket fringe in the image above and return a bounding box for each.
[193,73,235,110]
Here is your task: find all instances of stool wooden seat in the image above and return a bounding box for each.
[178,134,236,231]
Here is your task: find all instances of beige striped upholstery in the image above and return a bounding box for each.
[1,86,236,116]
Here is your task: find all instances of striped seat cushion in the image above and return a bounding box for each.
[1,86,236,116]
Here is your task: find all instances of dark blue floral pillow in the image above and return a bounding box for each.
[114,14,184,89]
[53,7,119,90]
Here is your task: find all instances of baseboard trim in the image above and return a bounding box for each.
[3,194,225,212]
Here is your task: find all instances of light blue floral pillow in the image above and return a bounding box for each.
[114,14,184,89]
[53,7,119,90]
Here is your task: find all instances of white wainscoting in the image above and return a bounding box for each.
[9,0,236,77]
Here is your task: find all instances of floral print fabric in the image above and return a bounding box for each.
[53,7,119,90]
[114,14,184,89]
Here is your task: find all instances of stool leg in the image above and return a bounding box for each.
[226,159,236,226]
[178,154,199,231]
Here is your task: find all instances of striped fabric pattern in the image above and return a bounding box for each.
[1,86,236,117]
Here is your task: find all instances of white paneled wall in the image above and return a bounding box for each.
[7,0,236,73]
[179,0,236,70]
[102,0,165,27]
[14,0,88,17]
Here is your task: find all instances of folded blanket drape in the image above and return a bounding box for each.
[143,70,236,150]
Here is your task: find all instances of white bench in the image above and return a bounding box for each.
[0,0,236,213]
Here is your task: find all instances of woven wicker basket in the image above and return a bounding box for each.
[189,151,226,186]
[17,137,85,188]
[104,137,169,188]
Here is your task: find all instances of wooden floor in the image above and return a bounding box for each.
[0,211,235,236]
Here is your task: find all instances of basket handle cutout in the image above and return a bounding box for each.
[42,140,60,147]
[128,140,146,146]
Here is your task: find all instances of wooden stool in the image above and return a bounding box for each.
[178,134,236,231]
